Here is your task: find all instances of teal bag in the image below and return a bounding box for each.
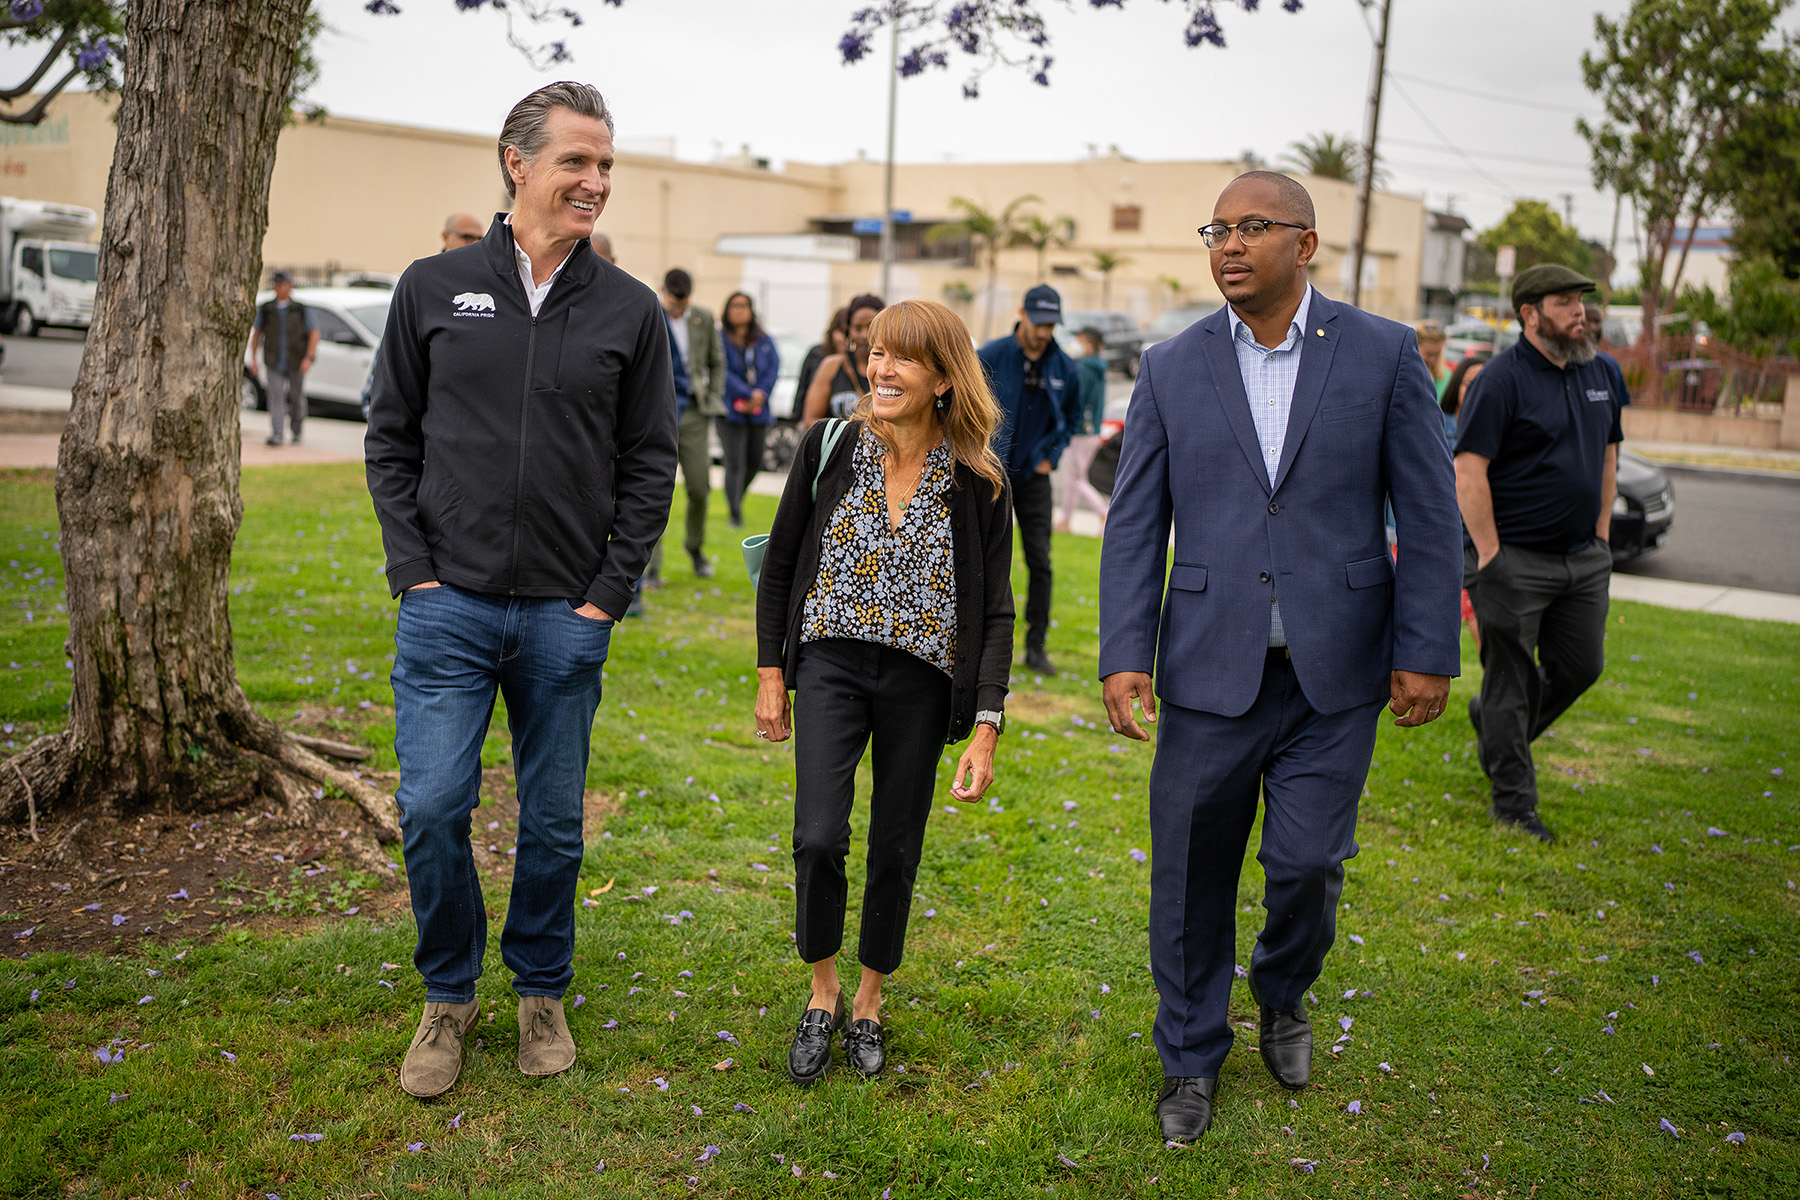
[742,418,849,591]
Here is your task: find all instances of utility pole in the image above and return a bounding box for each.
[879,8,900,300]
[1348,0,1391,310]
[1602,191,1622,311]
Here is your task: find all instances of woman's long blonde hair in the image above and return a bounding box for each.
[858,300,1007,499]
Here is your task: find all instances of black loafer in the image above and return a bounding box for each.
[787,994,845,1086]
[1156,1076,1217,1143]
[1024,646,1056,676]
[1492,805,1556,843]
[1247,975,1311,1091]
[842,1017,886,1077]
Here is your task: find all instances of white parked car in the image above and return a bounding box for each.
[241,286,391,422]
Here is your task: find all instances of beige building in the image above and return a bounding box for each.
[6,91,1426,342]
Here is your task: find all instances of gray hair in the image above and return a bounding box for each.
[497,81,615,199]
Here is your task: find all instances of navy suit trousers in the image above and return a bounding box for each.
[1148,650,1382,1079]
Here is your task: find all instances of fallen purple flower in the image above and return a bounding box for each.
[1100,983,1111,995]
[1128,848,1147,863]
[1659,1118,1679,1138]
[1687,951,1704,965]
[94,1045,123,1065]
[1346,1100,1362,1115]
[1726,1131,1746,1143]
[573,994,585,1008]
[111,914,126,926]
[1056,1153,1078,1168]
[109,1092,129,1104]
[696,1144,721,1162]
[407,1142,424,1153]
[717,1030,740,1045]
[221,1050,237,1063]
[751,863,770,872]
[654,1077,670,1091]
[1707,827,1727,837]
[1291,1158,1317,1173]
[167,888,189,901]
[1348,934,1364,945]
[378,979,394,989]
[137,996,153,1006]
[602,1019,618,1029]
[690,1105,702,1116]
[1233,963,1248,979]
[1377,1061,1392,1073]
[1338,1016,1353,1032]
[448,1112,463,1130]
[734,1102,756,1113]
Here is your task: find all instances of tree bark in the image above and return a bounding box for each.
[0,0,398,841]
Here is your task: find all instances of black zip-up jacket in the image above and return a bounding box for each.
[365,216,677,617]
[756,419,1015,744]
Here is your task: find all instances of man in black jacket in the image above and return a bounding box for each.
[366,81,677,1100]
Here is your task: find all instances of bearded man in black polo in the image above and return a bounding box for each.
[1453,264,1622,843]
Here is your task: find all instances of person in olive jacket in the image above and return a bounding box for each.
[753,300,1014,1085]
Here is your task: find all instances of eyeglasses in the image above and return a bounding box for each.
[1197,219,1310,249]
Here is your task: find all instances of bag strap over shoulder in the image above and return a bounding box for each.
[812,418,849,502]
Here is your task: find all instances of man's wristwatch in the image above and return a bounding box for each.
[975,709,1005,734]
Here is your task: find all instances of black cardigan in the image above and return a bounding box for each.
[755,419,1015,744]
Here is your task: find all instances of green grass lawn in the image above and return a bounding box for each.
[1,462,1797,1199]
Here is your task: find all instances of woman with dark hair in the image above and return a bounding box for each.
[1440,353,1488,447]
[755,299,1014,1085]
[801,293,884,426]
[795,308,849,413]
[1441,353,1488,648]
[719,291,781,527]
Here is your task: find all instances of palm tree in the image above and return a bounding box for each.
[1010,213,1076,281]
[929,193,1041,339]
[1090,249,1131,309]
[1280,131,1388,187]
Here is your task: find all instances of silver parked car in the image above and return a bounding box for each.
[241,287,391,422]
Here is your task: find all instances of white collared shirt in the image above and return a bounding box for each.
[1225,284,1315,647]
[504,213,577,317]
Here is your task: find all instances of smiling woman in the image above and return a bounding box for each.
[752,299,1016,1086]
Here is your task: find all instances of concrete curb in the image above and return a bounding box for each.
[1610,573,1800,624]
[1650,459,1800,487]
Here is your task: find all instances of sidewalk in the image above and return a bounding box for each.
[1631,439,1800,481]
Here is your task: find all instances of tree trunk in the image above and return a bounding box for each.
[1,0,398,840]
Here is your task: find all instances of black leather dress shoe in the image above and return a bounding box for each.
[786,994,845,1085]
[1491,805,1556,843]
[842,1017,886,1077]
[1256,999,1312,1091]
[1024,645,1056,676]
[1155,1076,1218,1143]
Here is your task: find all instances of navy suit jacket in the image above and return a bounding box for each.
[1098,291,1462,717]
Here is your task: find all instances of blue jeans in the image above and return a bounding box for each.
[391,583,613,1003]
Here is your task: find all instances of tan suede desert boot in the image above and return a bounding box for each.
[517,995,577,1076]
[399,999,480,1098]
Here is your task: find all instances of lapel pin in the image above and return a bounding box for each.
[1316,329,1324,336]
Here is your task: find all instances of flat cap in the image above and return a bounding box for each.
[1512,263,1595,309]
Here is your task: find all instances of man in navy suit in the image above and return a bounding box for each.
[1098,172,1463,1144]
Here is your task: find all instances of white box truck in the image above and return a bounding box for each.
[0,197,100,335]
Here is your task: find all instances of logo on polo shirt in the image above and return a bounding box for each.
[1585,388,1610,403]
[452,292,495,317]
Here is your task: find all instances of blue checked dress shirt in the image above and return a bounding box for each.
[1227,284,1315,648]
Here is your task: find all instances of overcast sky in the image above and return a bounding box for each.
[2,1,1701,277]
[308,0,1633,266]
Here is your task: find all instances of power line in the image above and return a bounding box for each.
[1382,136,1593,172]
[1387,71,1595,116]
[1384,78,1514,193]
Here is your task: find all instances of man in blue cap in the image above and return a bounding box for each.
[979,283,1086,676]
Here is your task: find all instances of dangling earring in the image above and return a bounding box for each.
[937,386,953,411]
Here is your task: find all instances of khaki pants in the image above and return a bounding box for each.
[649,405,713,578]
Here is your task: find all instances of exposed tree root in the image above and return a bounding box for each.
[0,729,400,844]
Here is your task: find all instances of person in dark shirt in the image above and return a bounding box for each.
[1453,264,1622,844]
[1585,301,1632,407]
[977,284,1084,675]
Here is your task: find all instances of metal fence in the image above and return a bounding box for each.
[1605,336,1797,415]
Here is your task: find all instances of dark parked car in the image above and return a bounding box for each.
[1058,309,1143,376]
[1610,447,1674,561]
[1139,301,1224,351]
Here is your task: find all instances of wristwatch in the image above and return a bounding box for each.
[975,709,1005,734]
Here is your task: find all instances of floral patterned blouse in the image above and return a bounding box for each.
[801,426,956,674]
